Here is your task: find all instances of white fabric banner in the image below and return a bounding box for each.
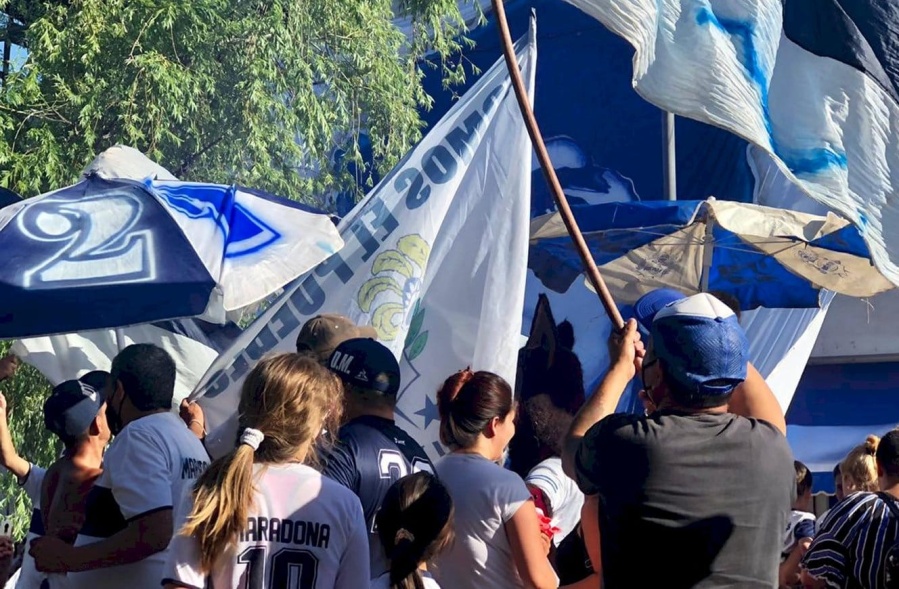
[563,0,899,287]
[192,21,538,459]
[11,321,235,407]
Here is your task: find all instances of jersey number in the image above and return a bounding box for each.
[238,546,319,589]
[377,450,434,480]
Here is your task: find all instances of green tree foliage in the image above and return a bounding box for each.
[0,0,478,201]
[0,342,58,538]
[0,0,479,540]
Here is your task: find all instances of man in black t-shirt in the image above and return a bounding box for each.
[322,337,433,579]
[562,292,794,589]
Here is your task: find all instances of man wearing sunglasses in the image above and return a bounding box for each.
[562,291,794,589]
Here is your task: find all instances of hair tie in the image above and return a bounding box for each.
[394,528,415,544]
[240,428,265,451]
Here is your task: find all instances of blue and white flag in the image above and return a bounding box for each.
[564,0,899,285]
[193,20,537,459]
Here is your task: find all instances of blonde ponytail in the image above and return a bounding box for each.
[180,444,256,572]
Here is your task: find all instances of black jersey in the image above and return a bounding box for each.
[321,415,433,578]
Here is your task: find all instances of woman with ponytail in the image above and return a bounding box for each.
[373,472,453,589]
[432,369,593,589]
[162,353,370,589]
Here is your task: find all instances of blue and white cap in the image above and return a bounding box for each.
[633,288,686,334]
[650,293,749,400]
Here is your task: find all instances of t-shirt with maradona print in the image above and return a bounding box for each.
[164,463,370,589]
[321,415,433,578]
[67,412,209,589]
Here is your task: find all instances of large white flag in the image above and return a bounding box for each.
[564,0,899,285]
[193,20,537,459]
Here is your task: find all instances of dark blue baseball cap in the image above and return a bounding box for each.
[633,288,687,333]
[327,338,400,396]
[44,372,110,441]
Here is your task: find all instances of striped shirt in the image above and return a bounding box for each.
[802,491,899,588]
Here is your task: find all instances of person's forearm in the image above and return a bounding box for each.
[67,510,173,572]
[727,363,787,435]
[0,416,30,481]
[581,494,601,579]
[562,363,631,479]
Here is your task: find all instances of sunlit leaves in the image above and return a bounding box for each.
[0,0,475,203]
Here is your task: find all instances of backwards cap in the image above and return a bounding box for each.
[651,293,748,402]
[327,338,400,396]
[44,374,109,441]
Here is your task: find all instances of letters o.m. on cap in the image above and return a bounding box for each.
[327,338,400,396]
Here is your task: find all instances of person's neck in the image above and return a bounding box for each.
[66,437,105,467]
[453,437,499,462]
[345,405,394,422]
[121,407,168,428]
[881,479,899,499]
[656,399,728,415]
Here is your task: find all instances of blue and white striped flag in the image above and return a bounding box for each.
[565,0,899,285]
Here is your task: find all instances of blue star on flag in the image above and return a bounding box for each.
[415,395,440,429]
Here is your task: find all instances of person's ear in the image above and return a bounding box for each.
[484,416,500,439]
[89,413,102,436]
[878,462,885,478]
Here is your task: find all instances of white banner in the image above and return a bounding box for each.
[192,20,538,459]
[11,320,240,408]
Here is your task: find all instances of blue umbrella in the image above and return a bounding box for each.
[529,199,893,310]
[0,175,343,338]
[0,187,22,209]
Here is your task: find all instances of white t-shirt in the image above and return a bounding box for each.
[15,464,46,589]
[432,454,531,589]
[68,412,209,589]
[371,571,441,589]
[163,462,370,589]
[782,509,816,555]
[525,457,584,544]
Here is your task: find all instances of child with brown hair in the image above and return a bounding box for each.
[373,471,454,589]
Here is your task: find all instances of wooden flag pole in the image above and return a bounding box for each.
[491,0,624,329]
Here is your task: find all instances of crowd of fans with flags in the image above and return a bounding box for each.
[0,289,897,588]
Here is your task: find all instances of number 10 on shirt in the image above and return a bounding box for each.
[238,546,319,589]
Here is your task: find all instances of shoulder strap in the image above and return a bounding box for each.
[879,492,899,521]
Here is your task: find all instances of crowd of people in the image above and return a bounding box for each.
[0,289,895,588]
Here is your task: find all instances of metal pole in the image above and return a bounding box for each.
[491,0,624,329]
[663,111,677,201]
[115,327,125,353]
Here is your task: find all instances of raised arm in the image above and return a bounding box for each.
[0,392,31,482]
[726,363,787,435]
[562,319,642,480]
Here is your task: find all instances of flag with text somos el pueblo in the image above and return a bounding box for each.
[191,17,537,460]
